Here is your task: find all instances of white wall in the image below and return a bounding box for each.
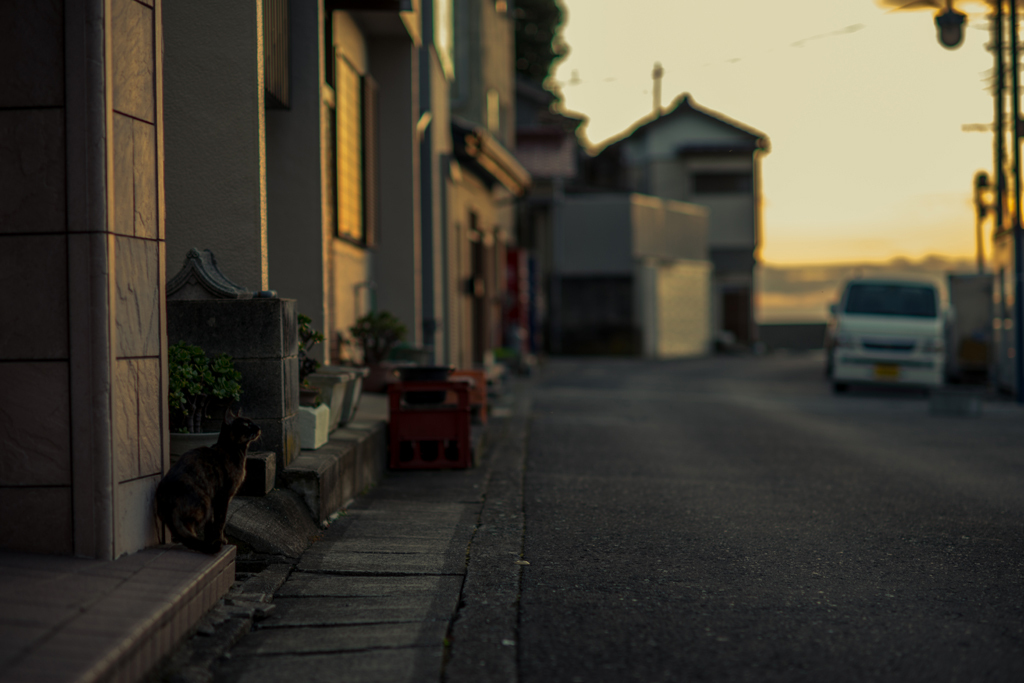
[657,260,713,357]
[637,259,712,359]
[631,194,708,262]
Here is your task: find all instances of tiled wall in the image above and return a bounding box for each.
[110,0,167,558]
[0,0,167,558]
[0,0,75,554]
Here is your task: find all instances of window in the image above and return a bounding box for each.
[692,172,752,194]
[336,57,363,242]
[486,89,500,134]
[844,284,938,318]
[263,0,289,108]
[329,55,378,247]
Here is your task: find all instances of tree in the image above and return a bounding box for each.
[515,0,567,84]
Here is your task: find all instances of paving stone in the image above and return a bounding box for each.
[264,595,457,627]
[233,620,449,656]
[276,574,462,599]
[237,563,292,597]
[334,520,467,540]
[316,538,447,554]
[345,518,472,538]
[298,550,457,576]
[226,490,319,559]
[217,648,443,683]
[267,594,454,629]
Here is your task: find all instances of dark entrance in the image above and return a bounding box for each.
[723,288,752,344]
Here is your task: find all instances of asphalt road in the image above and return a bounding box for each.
[517,353,1024,683]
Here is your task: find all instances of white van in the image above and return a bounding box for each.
[825,275,950,392]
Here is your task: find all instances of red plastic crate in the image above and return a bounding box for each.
[388,381,473,469]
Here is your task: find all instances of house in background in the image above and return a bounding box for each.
[514,76,585,355]
[551,194,711,357]
[585,94,770,347]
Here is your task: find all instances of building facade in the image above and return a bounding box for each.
[586,94,770,346]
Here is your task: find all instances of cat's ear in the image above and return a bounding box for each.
[224,407,236,424]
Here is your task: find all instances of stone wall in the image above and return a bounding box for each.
[167,299,299,475]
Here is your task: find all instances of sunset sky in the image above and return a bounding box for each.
[550,0,999,266]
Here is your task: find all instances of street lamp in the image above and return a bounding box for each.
[936,6,967,47]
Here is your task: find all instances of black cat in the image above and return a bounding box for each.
[156,411,261,554]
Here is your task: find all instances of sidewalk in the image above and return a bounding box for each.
[162,379,532,683]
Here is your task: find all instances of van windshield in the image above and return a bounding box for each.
[844,283,937,318]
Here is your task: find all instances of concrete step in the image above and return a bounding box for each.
[279,395,388,525]
[239,450,276,497]
[0,545,235,683]
[280,419,387,524]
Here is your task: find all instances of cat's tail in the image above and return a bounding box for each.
[169,507,222,554]
[158,492,222,555]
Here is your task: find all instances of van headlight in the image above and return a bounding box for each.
[921,337,944,353]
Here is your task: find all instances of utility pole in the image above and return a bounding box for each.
[1010,0,1024,402]
[975,171,990,274]
[652,62,663,115]
[994,0,1006,235]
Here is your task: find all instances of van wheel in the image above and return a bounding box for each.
[832,382,849,393]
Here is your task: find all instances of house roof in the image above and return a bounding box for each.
[593,93,770,156]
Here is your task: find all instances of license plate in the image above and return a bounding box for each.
[874,364,900,380]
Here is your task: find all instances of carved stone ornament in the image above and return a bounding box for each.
[166,248,253,300]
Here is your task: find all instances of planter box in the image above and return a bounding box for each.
[310,366,369,427]
[306,372,353,430]
[298,404,331,450]
[338,368,368,426]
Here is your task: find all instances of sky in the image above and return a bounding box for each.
[549,0,999,266]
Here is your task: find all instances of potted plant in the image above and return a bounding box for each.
[298,313,325,406]
[296,314,331,449]
[168,342,242,457]
[349,311,407,392]
[202,353,246,431]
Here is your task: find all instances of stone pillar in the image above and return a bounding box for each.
[166,297,299,477]
[0,0,169,559]
[166,250,299,476]
[163,0,269,293]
